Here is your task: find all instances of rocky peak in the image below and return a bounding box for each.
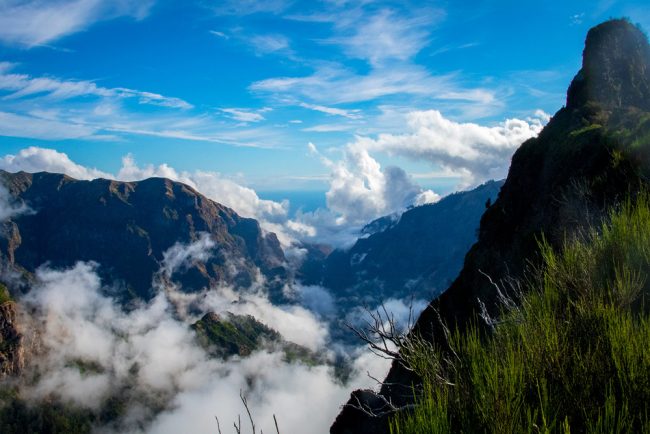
[332,19,650,434]
[567,19,650,110]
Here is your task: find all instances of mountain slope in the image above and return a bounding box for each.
[332,18,650,434]
[192,311,317,363]
[0,171,286,301]
[302,180,503,304]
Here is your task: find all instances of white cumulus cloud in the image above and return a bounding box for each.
[0,146,111,179]
[357,109,548,187]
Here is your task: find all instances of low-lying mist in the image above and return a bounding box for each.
[7,236,411,433]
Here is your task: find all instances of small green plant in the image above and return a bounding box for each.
[0,283,12,305]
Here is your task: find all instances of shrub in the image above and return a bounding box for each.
[391,193,650,433]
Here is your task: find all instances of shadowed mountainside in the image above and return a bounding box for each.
[332,18,650,434]
[0,171,286,302]
[301,180,503,305]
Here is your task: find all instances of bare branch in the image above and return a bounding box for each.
[234,414,241,434]
[343,391,417,418]
[216,416,223,434]
[478,269,525,328]
[273,414,280,434]
[240,390,256,434]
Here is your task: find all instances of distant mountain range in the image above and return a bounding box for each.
[300,180,503,305]
[0,171,286,302]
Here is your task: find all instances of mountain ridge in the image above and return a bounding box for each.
[301,180,503,306]
[331,18,650,434]
[0,170,286,302]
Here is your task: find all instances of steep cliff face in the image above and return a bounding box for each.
[0,172,286,301]
[332,19,650,434]
[567,18,650,111]
[0,303,22,377]
[0,285,23,377]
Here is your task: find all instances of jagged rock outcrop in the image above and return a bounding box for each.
[567,19,650,111]
[0,303,22,377]
[0,172,286,302]
[332,19,650,434]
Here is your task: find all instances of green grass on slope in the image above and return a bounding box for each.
[391,193,650,434]
[0,283,11,305]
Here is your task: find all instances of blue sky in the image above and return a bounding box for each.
[0,0,648,194]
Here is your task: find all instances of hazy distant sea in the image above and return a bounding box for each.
[257,190,328,216]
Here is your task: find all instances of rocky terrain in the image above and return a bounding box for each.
[0,284,22,378]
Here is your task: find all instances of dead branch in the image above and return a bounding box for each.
[240,390,256,434]
[478,269,524,329]
[216,416,223,434]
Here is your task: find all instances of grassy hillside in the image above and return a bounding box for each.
[391,193,650,433]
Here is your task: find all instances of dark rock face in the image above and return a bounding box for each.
[332,19,650,434]
[0,303,22,377]
[0,171,286,301]
[567,19,650,111]
[302,181,503,306]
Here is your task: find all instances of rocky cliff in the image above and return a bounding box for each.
[332,18,650,434]
[0,300,22,377]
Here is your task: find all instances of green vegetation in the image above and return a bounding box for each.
[193,312,321,365]
[0,283,12,305]
[193,312,282,358]
[0,387,94,434]
[569,123,603,137]
[390,193,650,433]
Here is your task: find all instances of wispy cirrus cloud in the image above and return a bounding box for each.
[0,62,283,147]
[219,107,271,123]
[0,110,97,140]
[251,63,496,107]
[210,0,291,16]
[248,4,502,118]
[316,7,443,67]
[299,102,362,119]
[0,62,192,109]
[247,33,292,55]
[0,0,156,48]
[210,28,296,60]
[302,123,358,133]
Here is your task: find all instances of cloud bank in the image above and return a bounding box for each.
[0,183,30,221]
[355,109,549,187]
[16,254,391,433]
